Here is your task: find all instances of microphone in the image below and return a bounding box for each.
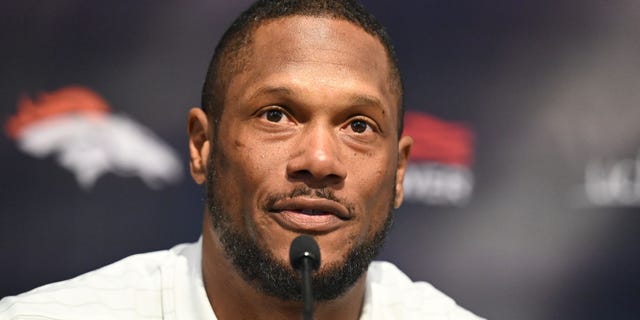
[289,235,321,320]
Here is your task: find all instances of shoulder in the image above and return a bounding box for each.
[0,242,195,320]
[363,261,485,320]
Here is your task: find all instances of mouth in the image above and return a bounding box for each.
[267,198,351,233]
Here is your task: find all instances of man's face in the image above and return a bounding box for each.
[204,16,411,299]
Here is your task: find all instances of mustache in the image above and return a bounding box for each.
[263,185,355,215]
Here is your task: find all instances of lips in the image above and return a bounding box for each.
[267,198,351,233]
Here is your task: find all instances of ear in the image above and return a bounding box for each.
[393,135,413,208]
[187,108,211,185]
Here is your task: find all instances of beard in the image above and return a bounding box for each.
[205,153,395,302]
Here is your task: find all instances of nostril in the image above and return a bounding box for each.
[287,168,345,189]
[289,169,313,180]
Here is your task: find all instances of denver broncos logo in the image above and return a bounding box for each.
[4,86,183,189]
[402,111,475,206]
[403,111,473,166]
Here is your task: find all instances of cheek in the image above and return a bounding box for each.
[224,137,282,183]
[350,151,396,195]
[216,136,289,214]
[348,155,396,227]
[362,169,395,211]
[226,139,294,257]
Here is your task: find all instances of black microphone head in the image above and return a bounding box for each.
[289,235,321,271]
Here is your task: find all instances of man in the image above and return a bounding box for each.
[0,1,483,319]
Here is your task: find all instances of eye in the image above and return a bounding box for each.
[349,119,371,133]
[264,109,285,122]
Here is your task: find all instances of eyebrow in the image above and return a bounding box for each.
[346,94,383,109]
[248,85,384,109]
[248,86,293,101]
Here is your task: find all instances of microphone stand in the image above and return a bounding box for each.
[289,235,321,320]
[301,257,314,320]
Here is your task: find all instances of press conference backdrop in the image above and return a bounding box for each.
[2,1,639,319]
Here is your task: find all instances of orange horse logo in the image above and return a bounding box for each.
[5,86,183,189]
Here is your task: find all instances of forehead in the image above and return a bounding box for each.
[252,15,387,65]
[224,15,397,114]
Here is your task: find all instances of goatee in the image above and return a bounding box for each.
[205,156,394,301]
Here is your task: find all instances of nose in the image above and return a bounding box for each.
[286,124,347,188]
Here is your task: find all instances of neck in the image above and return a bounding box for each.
[200,216,366,320]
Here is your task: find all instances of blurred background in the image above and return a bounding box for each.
[2,1,639,319]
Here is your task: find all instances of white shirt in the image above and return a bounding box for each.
[0,239,483,319]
